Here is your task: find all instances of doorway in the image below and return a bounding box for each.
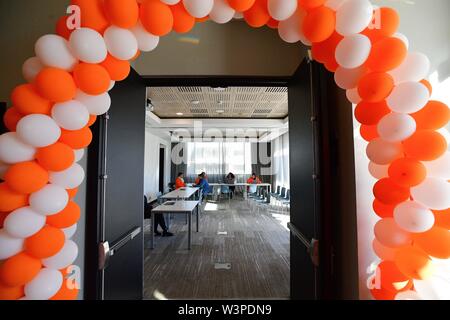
[84,59,358,300]
[159,146,165,194]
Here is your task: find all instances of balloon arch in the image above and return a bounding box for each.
[0,0,449,300]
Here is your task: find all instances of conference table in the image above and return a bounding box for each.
[150,200,200,250]
[161,187,200,200]
[209,183,272,200]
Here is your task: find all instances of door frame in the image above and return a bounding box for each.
[84,58,357,300]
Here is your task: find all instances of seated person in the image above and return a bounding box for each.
[247,173,262,184]
[175,172,186,189]
[225,172,236,198]
[144,195,173,237]
[194,172,206,185]
[194,172,212,196]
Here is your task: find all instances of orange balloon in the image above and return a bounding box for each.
[324,59,339,72]
[100,54,130,81]
[4,161,49,194]
[414,226,450,259]
[227,0,256,12]
[0,253,42,287]
[311,32,343,64]
[196,16,209,23]
[266,18,279,29]
[378,260,411,292]
[73,63,111,95]
[55,16,72,40]
[360,125,379,142]
[411,101,450,131]
[403,130,447,161]
[87,114,97,127]
[358,72,394,102]
[388,158,426,187]
[303,6,335,43]
[25,226,65,259]
[171,2,196,34]
[59,127,93,149]
[373,199,395,218]
[0,183,29,212]
[299,0,325,10]
[11,84,52,115]
[394,246,434,280]
[433,208,450,230]
[373,178,410,205]
[36,142,75,172]
[35,68,77,102]
[3,107,23,132]
[0,282,24,300]
[362,7,399,43]
[354,100,391,125]
[47,201,81,229]
[366,37,407,72]
[67,188,79,199]
[140,0,173,36]
[104,0,139,29]
[71,0,110,33]
[50,279,79,300]
[420,79,432,95]
[244,0,270,28]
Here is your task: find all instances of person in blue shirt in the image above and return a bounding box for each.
[194,172,212,196]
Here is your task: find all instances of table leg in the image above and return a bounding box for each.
[188,211,192,250]
[150,213,154,250]
[196,205,199,232]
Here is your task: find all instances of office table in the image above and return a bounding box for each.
[161,187,200,200]
[150,200,200,250]
[209,183,272,200]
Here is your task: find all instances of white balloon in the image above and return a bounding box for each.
[30,184,69,215]
[69,28,107,63]
[63,224,77,239]
[49,163,85,189]
[336,0,373,36]
[183,0,214,18]
[0,160,9,180]
[387,82,429,113]
[52,100,89,131]
[161,0,181,4]
[394,201,435,233]
[43,240,78,270]
[0,132,36,164]
[393,33,409,50]
[335,66,367,90]
[366,138,402,165]
[411,178,450,211]
[346,88,362,104]
[74,149,85,162]
[131,22,159,52]
[75,90,111,116]
[395,291,423,300]
[0,229,24,260]
[16,115,61,148]
[22,57,43,83]
[108,80,116,91]
[209,0,236,24]
[335,34,371,69]
[325,0,347,11]
[389,52,430,84]
[35,34,78,71]
[104,26,138,60]
[414,273,450,300]
[423,152,450,180]
[24,268,63,300]
[278,9,310,45]
[268,0,297,21]
[4,207,46,238]
[368,162,389,179]
[377,113,416,142]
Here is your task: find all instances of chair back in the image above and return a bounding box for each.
[276,185,281,194]
[168,182,175,191]
[280,187,286,198]
[285,189,290,200]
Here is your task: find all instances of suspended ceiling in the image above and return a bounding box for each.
[147,86,288,119]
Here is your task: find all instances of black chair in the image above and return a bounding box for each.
[270,185,281,198]
[280,190,290,212]
[168,182,175,192]
[276,187,286,200]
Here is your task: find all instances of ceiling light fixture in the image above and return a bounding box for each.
[190,100,200,105]
[216,110,225,114]
[176,112,184,116]
[212,87,226,92]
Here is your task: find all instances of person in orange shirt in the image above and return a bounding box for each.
[175,172,186,189]
[247,173,262,184]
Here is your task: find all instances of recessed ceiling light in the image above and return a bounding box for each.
[190,100,200,105]
[212,87,226,92]
[217,100,224,105]
[216,110,225,114]
[176,112,184,116]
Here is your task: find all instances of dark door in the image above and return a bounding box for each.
[159,147,165,193]
[85,68,146,300]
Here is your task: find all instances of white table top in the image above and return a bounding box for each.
[161,187,200,199]
[209,183,271,187]
[152,200,200,213]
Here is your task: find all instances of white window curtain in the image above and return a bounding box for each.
[186,142,252,181]
[272,133,290,189]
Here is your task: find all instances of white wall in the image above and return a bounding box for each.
[144,130,171,202]
[355,0,450,300]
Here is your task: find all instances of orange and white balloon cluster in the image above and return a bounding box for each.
[0,0,449,300]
